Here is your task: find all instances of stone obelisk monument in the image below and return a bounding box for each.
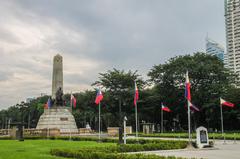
[52,54,63,100]
[36,54,78,133]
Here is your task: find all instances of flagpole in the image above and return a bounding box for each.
[71,91,73,113]
[98,101,101,141]
[187,100,191,143]
[47,108,50,139]
[70,92,72,141]
[135,102,138,141]
[220,103,224,136]
[161,105,163,133]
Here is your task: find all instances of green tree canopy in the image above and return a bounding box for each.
[148,52,239,130]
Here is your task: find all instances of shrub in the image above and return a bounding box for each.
[50,149,188,159]
[50,140,188,159]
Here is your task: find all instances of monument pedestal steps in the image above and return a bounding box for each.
[36,107,78,133]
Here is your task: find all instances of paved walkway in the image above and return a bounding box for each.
[138,140,240,159]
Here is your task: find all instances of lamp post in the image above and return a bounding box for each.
[123,116,128,144]
[114,92,127,144]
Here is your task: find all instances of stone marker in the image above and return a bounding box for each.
[107,127,119,136]
[36,54,78,133]
[142,123,154,134]
[196,126,209,148]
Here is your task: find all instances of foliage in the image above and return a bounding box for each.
[50,140,188,159]
[1,53,240,132]
[0,139,187,159]
[138,132,240,140]
[92,68,145,93]
[147,53,240,131]
[92,68,146,129]
[51,149,187,159]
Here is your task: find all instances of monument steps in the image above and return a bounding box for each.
[36,108,78,133]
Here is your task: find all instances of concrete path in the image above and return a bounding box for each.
[138,140,240,159]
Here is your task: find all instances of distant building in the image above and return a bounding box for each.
[206,37,225,62]
[225,0,240,74]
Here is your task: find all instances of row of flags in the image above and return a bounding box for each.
[159,71,235,114]
[44,72,236,111]
[44,93,77,109]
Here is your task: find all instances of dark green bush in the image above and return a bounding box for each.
[50,140,188,159]
[50,149,188,159]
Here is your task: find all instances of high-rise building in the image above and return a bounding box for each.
[225,0,240,74]
[206,37,225,61]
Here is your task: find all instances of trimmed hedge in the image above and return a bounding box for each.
[10,136,187,145]
[139,133,240,140]
[1,132,239,141]
[50,140,188,159]
[51,148,188,159]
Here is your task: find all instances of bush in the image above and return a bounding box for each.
[139,132,240,140]
[50,140,188,159]
[50,149,188,159]
[0,136,11,140]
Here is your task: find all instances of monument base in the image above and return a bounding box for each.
[36,107,78,133]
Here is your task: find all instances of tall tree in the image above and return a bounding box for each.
[92,68,145,129]
[148,53,238,131]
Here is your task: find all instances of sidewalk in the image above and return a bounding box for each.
[136,140,240,159]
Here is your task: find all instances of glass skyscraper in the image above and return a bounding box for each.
[206,37,225,62]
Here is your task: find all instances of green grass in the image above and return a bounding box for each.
[0,140,115,159]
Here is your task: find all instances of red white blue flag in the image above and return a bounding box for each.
[95,89,103,105]
[185,71,191,101]
[220,98,234,107]
[44,103,48,109]
[161,103,171,112]
[134,81,139,106]
[47,98,52,108]
[71,93,77,108]
[188,101,200,112]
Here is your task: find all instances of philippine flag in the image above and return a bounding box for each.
[161,103,171,112]
[134,81,139,106]
[71,94,77,108]
[95,89,103,105]
[47,98,52,108]
[188,101,200,112]
[220,98,234,107]
[44,103,48,109]
[185,71,191,101]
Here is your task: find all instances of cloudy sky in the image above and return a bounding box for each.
[0,0,225,109]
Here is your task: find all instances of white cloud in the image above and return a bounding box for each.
[0,0,225,109]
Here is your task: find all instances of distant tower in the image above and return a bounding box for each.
[205,37,225,62]
[225,0,240,74]
[52,54,63,99]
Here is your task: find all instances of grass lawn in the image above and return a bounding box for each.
[0,140,115,159]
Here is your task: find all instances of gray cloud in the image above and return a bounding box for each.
[0,0,225,109]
